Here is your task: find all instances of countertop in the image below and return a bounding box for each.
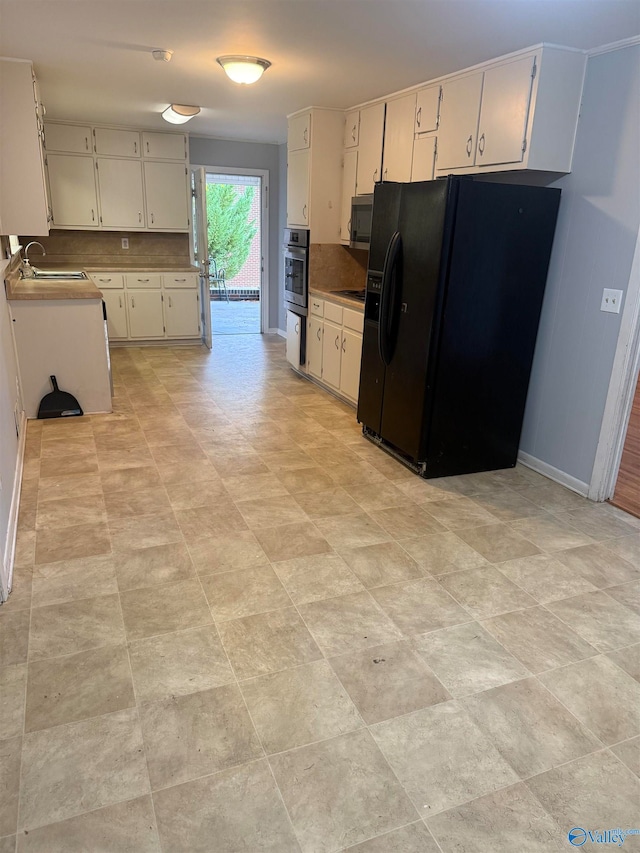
[309,287,365,310]
[4,259,103,301]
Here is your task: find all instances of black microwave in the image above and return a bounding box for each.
[350,194,374,250]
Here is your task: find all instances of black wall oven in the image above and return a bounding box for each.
[283,228,309,313]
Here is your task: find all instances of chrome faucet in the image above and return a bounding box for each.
[21,241,46,278]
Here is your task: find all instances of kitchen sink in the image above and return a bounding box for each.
[332,289,366,302]
[28,270,88,280]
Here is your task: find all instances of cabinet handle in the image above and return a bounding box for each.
[383,168,388,180]
[91,209,95,221]
[373,168,378,183]
[416,106,422,128]
[302,204,307,220]
[341,337,346,352]
[168,296,172,308]
[317,327,321,341]
[85,136,89,151]
[138,212,142,223]
[138,278,150,282]
[151,213,154,224]
[335,334,340,349]
[131,297,135,308]
[478,133,485,156]
[466,135,473,157]
[295,321,299,334]
[119,296,122,309]
[98,278,111,283]
[351,124,357,142]
[175,278,186,282]
[134,141,137,154]
[303,128,308,144]
[146,141,150,154]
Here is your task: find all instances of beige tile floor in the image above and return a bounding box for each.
[1,334,640,852]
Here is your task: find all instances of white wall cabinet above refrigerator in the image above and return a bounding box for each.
[44,121,190,232]
[0,58,50,236]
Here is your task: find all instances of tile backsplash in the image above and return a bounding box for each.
[18,230,191,268]
[309,244,368,293]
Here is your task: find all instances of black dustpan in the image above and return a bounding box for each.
[37,376,83,419]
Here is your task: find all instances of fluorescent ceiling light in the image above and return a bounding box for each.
[216,55,271,85]
[162,104,201,124]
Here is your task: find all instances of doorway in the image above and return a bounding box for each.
[191,166,269,344]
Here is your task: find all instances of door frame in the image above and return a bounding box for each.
[190,164,269,334]
[190,167,212,349]
[589,225,640,501]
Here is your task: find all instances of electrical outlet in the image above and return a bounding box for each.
[601,288,623,314]
[121,238,129,250]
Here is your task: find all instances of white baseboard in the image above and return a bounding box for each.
[1,411,26,602]
[268,328,286,338]
[517,450,591,498]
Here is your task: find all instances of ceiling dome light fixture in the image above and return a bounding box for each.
[216,55,271,85]
[162,104,201,124]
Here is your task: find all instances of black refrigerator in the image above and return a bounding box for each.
[357,176,561,478]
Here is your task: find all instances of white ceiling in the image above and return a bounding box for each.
[1,0,638,144]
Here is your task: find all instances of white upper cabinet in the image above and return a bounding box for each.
[414,85,441,134]
[344,110,360,148]
[356,102,385,195]
[436,72,484,171]
[142,132,187,160]
[476,56,535,167]
[382,93,416,183]
[45,123,93,154]
[96,158,145,228]
[288,111,311,151]
[411,136,437,183]
[0,59,50,236]
[286,108,343,240]
[287,149,310,227]
[47,154,98,227]
[144,161,189,230]
[340,149,358,243]
[94,127,141,157]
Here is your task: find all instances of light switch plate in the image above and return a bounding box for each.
[601,288,623,314]
[121,238,129,249]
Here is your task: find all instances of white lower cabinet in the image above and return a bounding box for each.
[127,291,165,339]
[286,310,304,369]
[322,320,343,390]
[164,290,200,337]
[340,329,363,401]
[94,271,200,342]
[303,297,364,403]
[102,289,128,340]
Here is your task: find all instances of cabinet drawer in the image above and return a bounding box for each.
[163,273,198,289]
[125,273,162,289]
[92,273,124,289]
[324,301,343,325]
[309,297,324,318]
[343,307,364,333]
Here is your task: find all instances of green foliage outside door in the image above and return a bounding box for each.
[206,184,258,281]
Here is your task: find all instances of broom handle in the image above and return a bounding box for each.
[50,376,59,391]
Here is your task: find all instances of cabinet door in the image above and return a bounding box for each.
[321,320,342,389]
[127,290,165,338]
[411,136,437,182]
[144,161,189,230]
[94,127,140,157]
[415,86,441,134]
[356,102,385,195]
[286,310,302,368]
[344,110,360,148]
[340,150,358,242]
[142,132,186,160]
[477,56,535,167]
[96,158,145,228]
[102,289,129,340]
[288,112,311,150]
[437,73,483,170]
[164,290,200,337]
[340,329,363,401]
[307,316,323,379]
[287,149,310,226]
[47,153,99,227]
[383,93,416,183]
[45,123,92,154]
